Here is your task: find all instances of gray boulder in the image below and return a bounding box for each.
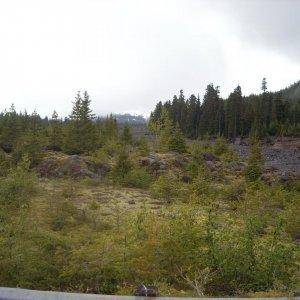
[202,152,219,161]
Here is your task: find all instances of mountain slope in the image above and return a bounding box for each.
[280,81,300,102]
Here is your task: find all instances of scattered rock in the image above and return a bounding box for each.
[0,142,13,153]
[139,153,169,172]
[173,153,189,167]
[36,155,110,179]
[134,285,158,297]
[261,173,274,185]
[228,161,246,172]
[272,137,300,150]
[279,171,295,183]
[263,165,278,172]
[205,160,217,171]
[139,157,150,166]
[202,152,219,162]
[148,152,158,165]
[181,175,191,183]
[159,159,168,170]
[234,140,300,175]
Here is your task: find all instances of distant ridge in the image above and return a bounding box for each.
[112,113,147,124]
[280,80,300,102]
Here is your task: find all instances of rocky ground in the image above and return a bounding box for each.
[233,138,300,176]
[35,137,300,185]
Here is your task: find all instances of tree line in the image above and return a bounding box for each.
[0,91,134,165]
[149,79,300,139]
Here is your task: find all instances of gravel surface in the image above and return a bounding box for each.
[234,145,300,176]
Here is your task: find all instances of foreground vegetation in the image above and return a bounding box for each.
[0,138,298,297]
[0,90,299,297]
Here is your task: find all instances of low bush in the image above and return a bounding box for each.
[0,149,11,176]
[90,148,111,165]
[189,142,207,163]
[123,168,152,189]
[49,199,82,231]
[191,175,217,198]
[0,156,37,206]
[102,139,122,157]
[111,149,133,184]
[61,180,77,199]
[222,180,246,201]
[245,141,264,181]
[136,136,150,156]
[213,136,228,156]
[150,172,183,202]
[12,132,45,167]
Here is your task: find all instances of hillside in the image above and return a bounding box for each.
[112,113,147,124]
[280,81,300,102]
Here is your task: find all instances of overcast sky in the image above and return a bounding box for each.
[0,0,299,117]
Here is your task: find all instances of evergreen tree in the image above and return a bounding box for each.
[0,104,22,148]
[121,123,133,145]
[103,114,118,141]
[178,89,187,132]
[80,91,97,151]
[225,85,243,139]
[158,108,173,152]
[149,101,163,136]
[63,91,97,154]
[149,80,300,140]
[245,140,264,181]
[168,122,187,153]
[198,84,223,137]
[186,94,201,139]
[111,148,133,182]
[261,78,267,93]
[48,111,62,151]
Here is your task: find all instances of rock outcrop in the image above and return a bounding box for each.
[139,152,190,174]
[36,154,110,179]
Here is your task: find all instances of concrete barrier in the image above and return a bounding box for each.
[0,287,292,300]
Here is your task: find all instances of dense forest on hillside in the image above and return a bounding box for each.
[0,86,298,297]
[149,79,300,139]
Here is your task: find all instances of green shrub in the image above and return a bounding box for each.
[168,123,187,153]
[213,136,228,156]
[61,180,77,199]
[0,155,37,206]
[150,172,182,202]
[191,174,217,197]
[12,132,45,167]
[111,149,133,183]
[245,141,264,181]
[81,177,101,187]
[0,150,11,176]
[121,123,133,145]
[222,181,246,201]
[123,168,152,189]
[49,199,81,231]
[136,136,150,156]
[102,139,122,157]
[189,142,207,163]
[90,148,111,165]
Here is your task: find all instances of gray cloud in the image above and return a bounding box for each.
[210,0,300,62]
[0,0,299,117]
